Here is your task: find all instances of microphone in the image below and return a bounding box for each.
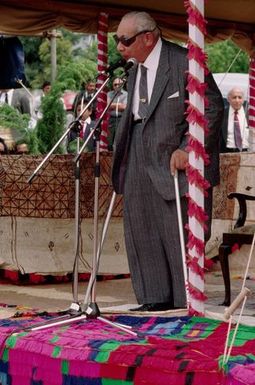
[99,58,137,75]
[123,58,137,73]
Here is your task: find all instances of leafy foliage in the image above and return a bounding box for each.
[28,34,73,88]
[61,29,81,45]
[56,59,97,90]
[108,34,122,66]
[21,31,123,91]
[0,104,30,130]
[36,82,67,154]
[206,40,249,73]
[15,127,40,155]
[0,104,40,154]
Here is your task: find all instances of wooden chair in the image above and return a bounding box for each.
[218,193,255,306]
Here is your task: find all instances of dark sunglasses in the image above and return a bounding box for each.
[113,27,156,47]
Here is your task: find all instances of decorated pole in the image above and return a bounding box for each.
[185,0,209,315]
[248,53,255,151]
[97,12,109,151]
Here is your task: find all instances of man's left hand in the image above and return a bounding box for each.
[170,149,188,176]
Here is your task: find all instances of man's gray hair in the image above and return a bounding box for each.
[227,87,244,98]
[122,12,159,36]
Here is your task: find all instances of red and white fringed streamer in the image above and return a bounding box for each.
[97,12,109,150]
[248,53,255,151]
[185,0,208,316]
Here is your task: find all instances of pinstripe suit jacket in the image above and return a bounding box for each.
[112,39,224,200]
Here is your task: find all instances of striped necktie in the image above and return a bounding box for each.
[138,64,148,119]
[234,110,242,150]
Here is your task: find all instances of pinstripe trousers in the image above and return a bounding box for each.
[123,123,187,308]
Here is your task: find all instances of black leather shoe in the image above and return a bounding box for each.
[129,302,174,312]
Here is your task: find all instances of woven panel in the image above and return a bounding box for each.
[0,153,123,218]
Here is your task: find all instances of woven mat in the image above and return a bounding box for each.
[1,312,255,384]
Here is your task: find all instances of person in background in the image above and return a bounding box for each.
[67,98,95,153]
[220,87,249,153]
[107,77,127,150]
[42,81,51,95]
[33,81,52,119]
[0,87,31,115]
[72,79,97,120]
[15,142,29,154]
[112,11,224,312]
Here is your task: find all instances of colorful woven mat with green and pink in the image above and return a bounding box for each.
[0,314,255,385]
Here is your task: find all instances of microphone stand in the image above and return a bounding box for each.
[71,71,137,336]
[74,80,127,313]
[70,133,82,312]
[25,68,137,336]
[25,77,111,321]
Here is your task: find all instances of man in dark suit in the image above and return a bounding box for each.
[220,87,249,153]
[112,11,224,312]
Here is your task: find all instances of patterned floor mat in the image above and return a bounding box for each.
[1,311,255,384]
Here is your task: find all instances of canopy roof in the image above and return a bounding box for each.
[0,0,254,53]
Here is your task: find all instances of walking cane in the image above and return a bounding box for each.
[174,171,189,308]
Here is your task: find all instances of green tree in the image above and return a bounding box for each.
[36,82,66,154]
[57,59,97,90]
[34,36,73,88]
[206,39,249,73]
[21,30,122,90]
[0,104,30,131]
[61,29,81,46]
[55,34,122,91]
[21,30,82,87]
[108,34,122,66]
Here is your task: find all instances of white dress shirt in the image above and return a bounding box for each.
[0,89,14,106]
[80,116,92,138]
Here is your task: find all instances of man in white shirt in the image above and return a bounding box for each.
[220,87,249,152]
[33,81,51,119]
